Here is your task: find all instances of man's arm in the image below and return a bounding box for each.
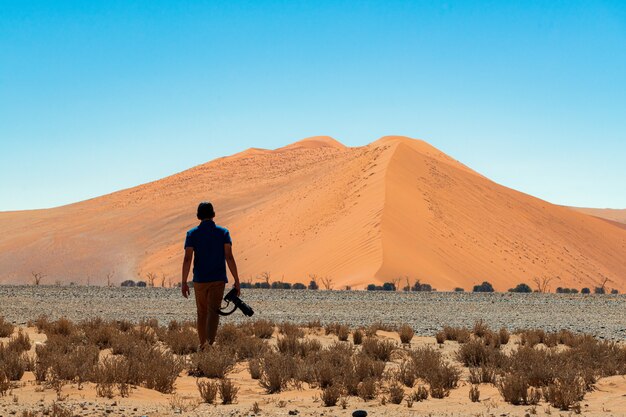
[224,243,240,295]
[181,247,193,298]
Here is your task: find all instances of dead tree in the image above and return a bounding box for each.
[160,273,167,288]
[320,276,334,290]
[260,272,271,286]
[106,271,115,287]
[146,272,157,287]
[32,272,45,286]
[532,276,553,293]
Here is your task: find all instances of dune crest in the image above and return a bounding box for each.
[0,136,624,291]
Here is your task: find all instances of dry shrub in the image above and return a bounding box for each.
[352,353,385,382]
[141,348,183,393]
[388,380,405,404]
[7,329,32,353]
[544,332,559,348]
[45,401,73,417]
[398,324,414,344]
[458,339,504,367]
[95,356,130,398]
[337,325,350,342]
[134,322,160,344]
[35,336,99,384]
[435,331,446,344]
[276,335,298,356]
[409,347,442,380]
[442,326,470,343]
[309,342,354,389]
[410,385,428,402]
[321,385,341,406]
[219,378,239,404]
[473,319,489,338]
[542,371,585,410]
[233,335,269,360]
[409,346,459,398]
[469,384,480,402]
[468,366,497,384]
[217,324,269,360]
[279,322,304,338]
[252,319,275,339]
[114,319,134,333]
[191,345,236,378]
[0,371,9,396]
[506,346,556,387]
[325,322,342,335]
[259,352,296,393]
[162,326,197,355]
[0,347,26,380]
[0,316,14,337]
[426,362,461,398]
[110,329,152,356]
[305,319,322,329]
[357,377,377,401]
[397,359,416,387]
[518,329,546,347]
[352,329,363,345]
[498,373,541,405]
[48,317,75,337]
[216,323,242,345]
[362,337,396,361]
[483,330,501,348]
[80,317,117,349]
[197,379,218,404]
[556,329,582,347]
[499,327,510,345]
[248,358,262,379]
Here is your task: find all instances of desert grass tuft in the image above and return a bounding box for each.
[352,329,363,345]
[219,378,239,404]
[362,337,396,361]
[190,345,236,379]
[469,384,480,402]
[321,385,341,406]
[0,316,15,337]
[252,319,275,339]
[398,324,414,344]
[196,379,219,404]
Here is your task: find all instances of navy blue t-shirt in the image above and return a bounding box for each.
[184,221,232,283]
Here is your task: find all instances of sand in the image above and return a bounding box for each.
[0,136,625,291]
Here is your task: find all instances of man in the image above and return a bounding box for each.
[181,201,241,348]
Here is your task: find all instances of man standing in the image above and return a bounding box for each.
[181,202,241,348]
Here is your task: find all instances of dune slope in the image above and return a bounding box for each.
[0,136,624,291]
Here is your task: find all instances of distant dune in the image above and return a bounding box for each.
[567,207,626,227]
[1,136,625,291]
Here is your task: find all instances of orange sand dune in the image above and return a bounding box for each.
[0,136,625,291]
[568,207,626,225]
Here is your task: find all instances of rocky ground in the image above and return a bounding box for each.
[0,286,624,339]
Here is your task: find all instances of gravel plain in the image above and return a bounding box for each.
[0,285,624,340]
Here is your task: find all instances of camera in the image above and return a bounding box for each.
[219,288,254,317]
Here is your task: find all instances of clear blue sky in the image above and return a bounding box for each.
[1,0,625,211]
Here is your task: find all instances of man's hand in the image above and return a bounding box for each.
[234,281,241,297]
[181,282,190,299]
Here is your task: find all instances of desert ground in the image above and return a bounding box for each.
[0,287,624,340]
[1,288,626,416]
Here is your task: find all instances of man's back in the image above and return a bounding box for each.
[185,220,232,282]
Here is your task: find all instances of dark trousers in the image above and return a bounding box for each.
[194,281,226,346]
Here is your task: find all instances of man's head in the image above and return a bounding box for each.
[197,202,215,220]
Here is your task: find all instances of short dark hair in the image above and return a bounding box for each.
[197,202,215,220]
